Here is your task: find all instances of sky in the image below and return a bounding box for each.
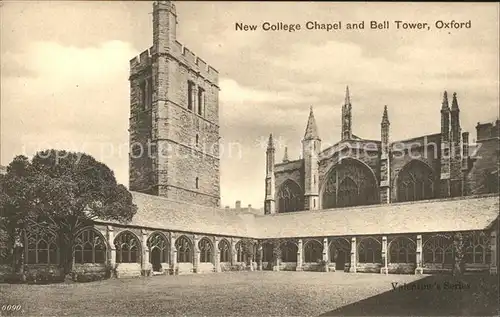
[1,1,499,209]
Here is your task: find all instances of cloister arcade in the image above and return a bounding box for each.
[0,221,497,278]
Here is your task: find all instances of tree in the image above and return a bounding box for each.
[0,150,138,274]
[452,232,466,276]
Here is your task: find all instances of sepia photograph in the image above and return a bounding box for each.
[0,1,499,316]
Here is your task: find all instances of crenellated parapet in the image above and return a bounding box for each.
[129,47,153,79]
[167,40,219,86]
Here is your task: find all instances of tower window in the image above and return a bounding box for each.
[195,177,199,189]
[197,87,205,116]
[139,81,147,110]
[187,81,195,111]
[195,134,199,146]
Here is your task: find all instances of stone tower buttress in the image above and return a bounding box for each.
[440,91,451,197]
[303,107,321,210]
[264,134,276,215]
[450,92,463,196]
[380,105,391,204]
[341,86,353,140]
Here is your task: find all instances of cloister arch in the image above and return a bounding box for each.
[396,159,435,202]
[423,234,453,266]
[357,237,382,263]
[175,235,193,263]
[388,237,416,263]
[198,237,214,263]
[321,158,379,209]
[277,179,304,213]
[304,239,323,263]
[465,231,491,265]
[329,238,351,270]
[73,227,107,264]
[114,231,141,264]
[147,232,169,272]
[280,241,298,262]
[218,239,231,263]
[26,225,59,265]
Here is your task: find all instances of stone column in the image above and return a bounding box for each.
[194,235,200,273]
[214,237,221,273]
[381,236,388,274]
[490,230,498,275]
[170,233,177,274]
[107,226,116,272]
[349,237,357,273]
[415,234,424,274]
[258,244,263,271]
[141,229,151,276]
[296,239,303,271]
[230,239,237,265]
[323,237,329,272]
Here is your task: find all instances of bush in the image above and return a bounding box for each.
[25,270,64,284]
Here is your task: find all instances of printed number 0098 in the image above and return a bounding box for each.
[1,305,22,311]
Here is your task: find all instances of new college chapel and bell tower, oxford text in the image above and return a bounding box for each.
[129,1,221,208]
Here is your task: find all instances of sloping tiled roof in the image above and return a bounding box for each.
[254,194,499,239]
[96,192,259,238]
[97,192,499,240]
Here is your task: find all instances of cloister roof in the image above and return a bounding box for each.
[98,192,259,238]
[97,193,499,239]
[254,194,500,239]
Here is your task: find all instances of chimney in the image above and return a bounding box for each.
[247,204,252,211]
[235,200,241,210]
[225,206,229,210]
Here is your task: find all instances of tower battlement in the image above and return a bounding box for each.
[129,47,153,77]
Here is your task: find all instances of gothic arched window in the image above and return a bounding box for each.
[176,236,193,263]
[423,235,453,265]
[114,231,140,264]
[304,240,323,263]
[322,158,379,209]
[219,239,230,262]
[396,160,435,202]
[277,180,304,213]
[26,225,59,265]
[199,238,213,263]
[358,238,381,263]
[280,241,298,262]
[147,233,170,264]
[389,237,416,263]
[464,231,491,264]
[74,228,106,264]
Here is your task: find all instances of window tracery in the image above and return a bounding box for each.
[465,231,491,264]
[218,239,230,262]
[397,160,435,202]
[423,235,453,264]
[277,180,304,213]
[358,238,381,263]
[176,236,192,263]
[114,231,140,263]
[280,241,298,262]
[74,228,106,264]
[304,240,322,263]
[389,237,416,263]
[26,225,58,265]
[147,233,169,264]
[199,238,213,263]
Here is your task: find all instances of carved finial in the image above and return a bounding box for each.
[267,133,274,149]
[345,86,351,105]
[451,92,459,111]
[382,105,389,125]
[282,147,289,162]
[441,91,450,111]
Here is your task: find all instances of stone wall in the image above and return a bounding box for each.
[467,138,499,195]
[357,263,382,273]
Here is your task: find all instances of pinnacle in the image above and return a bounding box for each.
[451,92,459,111]
[345,86,351,105]
[304,106,320,140]
[441,91,450,111]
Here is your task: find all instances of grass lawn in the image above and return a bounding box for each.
[0,272,497,316]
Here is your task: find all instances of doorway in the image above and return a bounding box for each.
[151,248,162,272]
